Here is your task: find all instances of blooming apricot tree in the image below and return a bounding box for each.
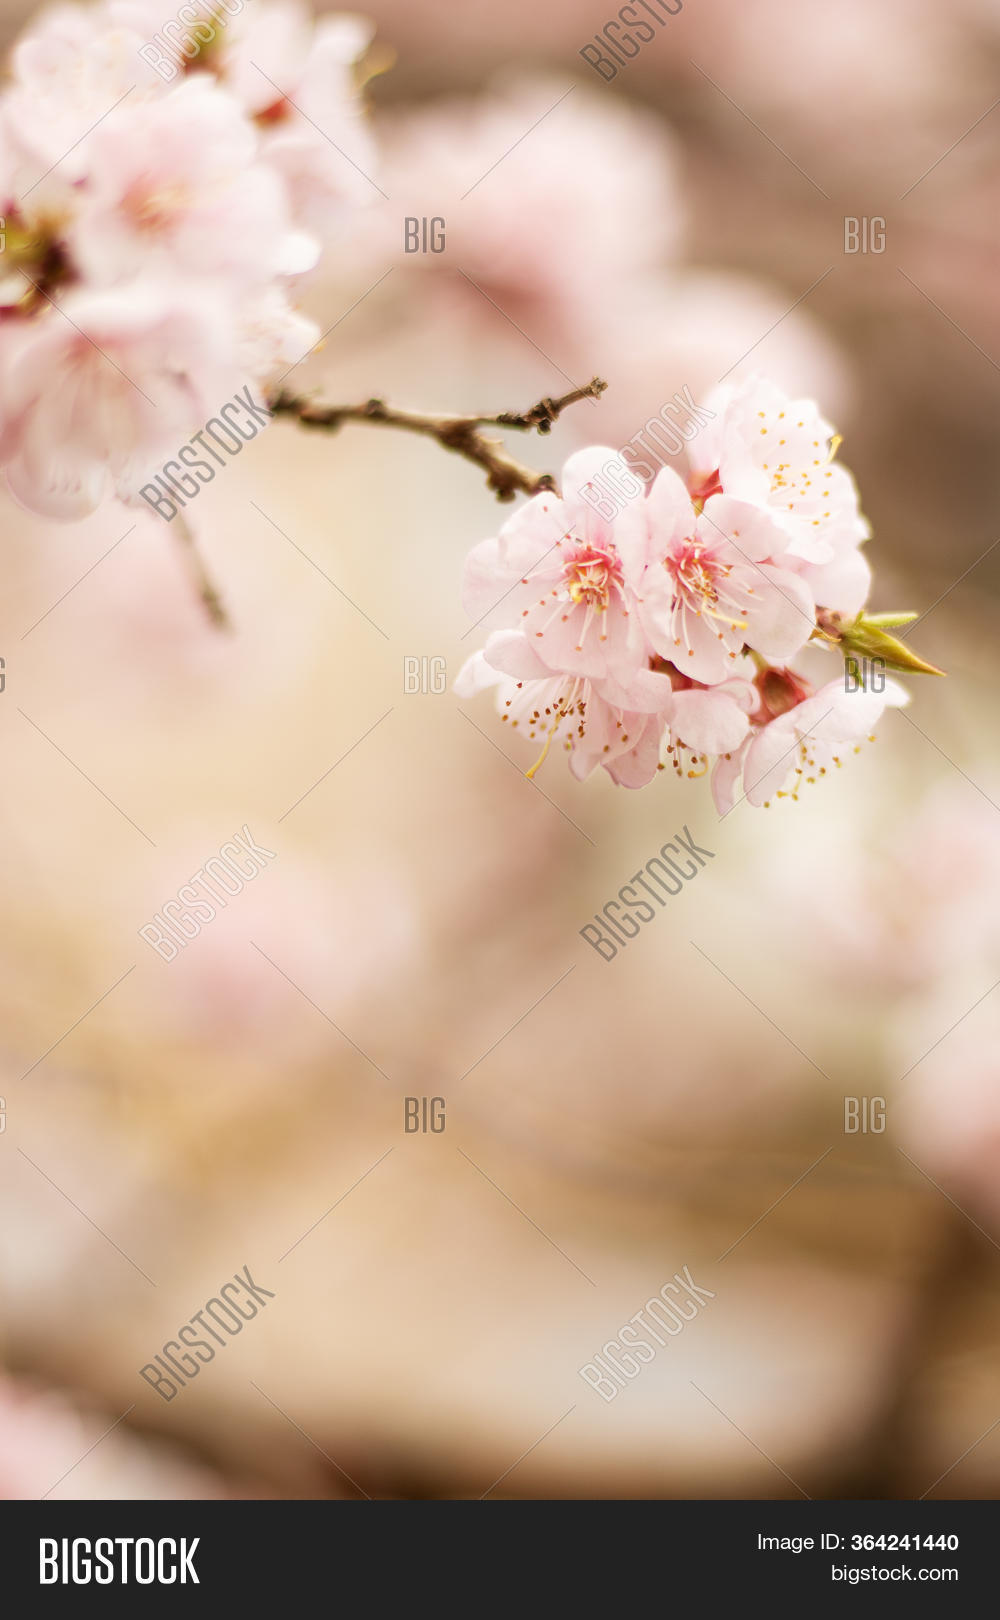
[0,0,942,805]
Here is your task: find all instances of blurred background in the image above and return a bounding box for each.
[1,0,1000,1499]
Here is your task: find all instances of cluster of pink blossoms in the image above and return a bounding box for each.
[0,0,376,518]
[456,377,908,812]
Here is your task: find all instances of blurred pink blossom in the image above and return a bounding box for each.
[0,0,376,518]
[358,76,683,346]
[0,1374,235,1499]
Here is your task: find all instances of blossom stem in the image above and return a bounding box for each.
[270,378,608,502]
[175,515,229,629]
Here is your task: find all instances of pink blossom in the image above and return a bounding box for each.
[216,3,379,232]
[711,674,909,813]
[236,287,322,386]
[66,78,319,287]
[462,449,648,685]
[0,0,374,519]
[691,377,870,566]
[456,413,910,803]
[0,282,241,517]
[3,5,141,183]
[663,675,759,769]
[454,636,761,790]
[638,468,815,684]
[454,635,671,789]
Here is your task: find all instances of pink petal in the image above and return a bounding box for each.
[669,687,752,755]
[744,564,815,661]
[481,629,552,682]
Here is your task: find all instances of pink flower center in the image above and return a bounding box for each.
[127,180,188,234]
[564,544,623,610]
[667,538,728,608]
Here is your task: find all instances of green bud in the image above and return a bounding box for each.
[840,612,944,677]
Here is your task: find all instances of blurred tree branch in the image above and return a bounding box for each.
[832,1209,985,1498]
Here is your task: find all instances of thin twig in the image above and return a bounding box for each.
[174,514,228,629]
[270,378,608,502]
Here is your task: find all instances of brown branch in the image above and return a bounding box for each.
[270,378,608,502]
